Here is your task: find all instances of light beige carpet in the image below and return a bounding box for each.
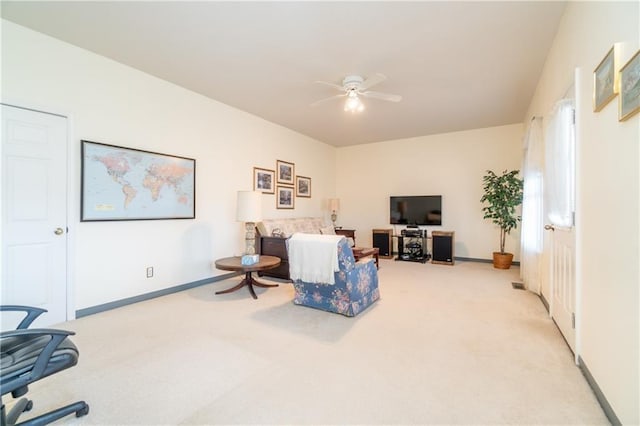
[11,260,608,425]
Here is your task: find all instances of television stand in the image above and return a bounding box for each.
[395,233,430,264]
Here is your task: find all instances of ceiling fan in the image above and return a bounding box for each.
[311,73,402,112]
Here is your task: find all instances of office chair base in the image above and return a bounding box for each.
[2,397,32,425]
[1,399,89,426]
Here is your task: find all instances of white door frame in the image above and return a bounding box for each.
[1,100,77,321]
[573,67,585,364]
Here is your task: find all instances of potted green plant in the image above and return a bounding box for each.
[480,169,524,269]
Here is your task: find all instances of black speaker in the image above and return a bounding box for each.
[372,229,393,258]
[432,231,455,265]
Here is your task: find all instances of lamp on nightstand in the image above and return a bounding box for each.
[237,191,262,255]
[329,198,340,227]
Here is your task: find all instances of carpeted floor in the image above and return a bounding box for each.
[11,259,608,425]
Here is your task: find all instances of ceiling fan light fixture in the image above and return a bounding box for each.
[344,91,364,113]
[313,73,399,111]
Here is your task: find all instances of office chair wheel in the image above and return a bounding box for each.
[24,400,33,412]
[76,404,90,417]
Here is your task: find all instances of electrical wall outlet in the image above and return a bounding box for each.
[146,267,154,278]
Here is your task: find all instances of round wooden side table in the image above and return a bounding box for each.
[214,255,281,299]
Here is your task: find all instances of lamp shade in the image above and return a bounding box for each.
[236,191,262,222]
[329,198,340,212]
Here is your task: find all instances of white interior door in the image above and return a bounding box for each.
[1,104,68,327]
[546,224,576,353]
[542,81,577,355]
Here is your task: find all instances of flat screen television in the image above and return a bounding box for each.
[390,195,442,226]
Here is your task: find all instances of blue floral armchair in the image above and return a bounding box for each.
[291,237,380,317]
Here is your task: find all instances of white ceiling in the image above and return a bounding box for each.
[1,1,566,147]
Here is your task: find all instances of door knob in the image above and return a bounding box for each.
[54,227,64,235]
[544,224,555,231]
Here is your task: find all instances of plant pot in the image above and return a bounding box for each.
[492,252,514,269]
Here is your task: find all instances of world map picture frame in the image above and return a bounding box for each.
[81,140,196,221]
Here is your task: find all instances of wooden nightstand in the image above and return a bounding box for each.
[334,228,355,245]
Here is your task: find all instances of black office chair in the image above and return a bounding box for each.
[1,305,89,425]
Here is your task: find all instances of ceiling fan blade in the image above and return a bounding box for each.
[361,90,402,102]
[359,73,387,91]
[310,93,347,107]
[314,80,346,92]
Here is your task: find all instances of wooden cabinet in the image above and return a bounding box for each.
[257,236,290,280]
[334,228,355,245]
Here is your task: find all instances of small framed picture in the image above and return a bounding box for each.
[296,175,311,198]
[276,160,295,185]
[253,167,275,194]
[276,186,294,209]
[593,46,617,112]
[619,50,640,121]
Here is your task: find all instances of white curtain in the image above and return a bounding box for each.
[520,117,544,294]
[545,99,575,227]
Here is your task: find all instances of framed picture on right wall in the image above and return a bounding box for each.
[593,46,617,112]
[619,50,640,121]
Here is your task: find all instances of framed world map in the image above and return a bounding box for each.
[81,140,195,221]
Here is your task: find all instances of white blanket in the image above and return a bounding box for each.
[288,233,343,285]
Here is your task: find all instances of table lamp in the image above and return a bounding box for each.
[237,190,262,256]
[329,198,340,227]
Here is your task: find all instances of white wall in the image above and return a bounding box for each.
[1,20,336,309]
[336,124,523,260]
[4,12,638,421]
[525,2,639,423]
